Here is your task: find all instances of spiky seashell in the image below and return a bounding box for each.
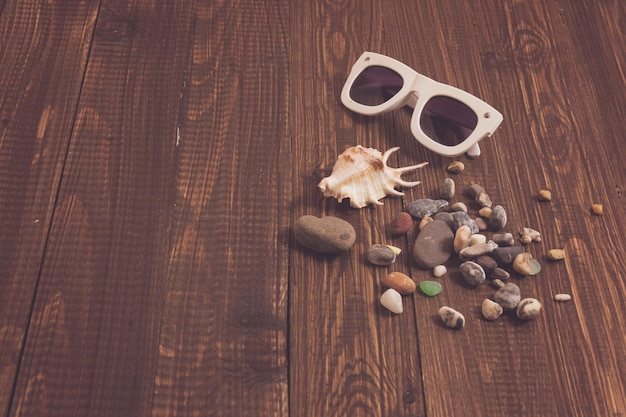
[318,145,428,208]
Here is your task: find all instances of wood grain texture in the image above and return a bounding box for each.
[289,2,426,416]
[0,1,98,415]
[150,1,290,416]
[0,0,624,416]
[7,1,194,416]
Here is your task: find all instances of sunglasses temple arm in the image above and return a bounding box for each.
[467,143,481,157]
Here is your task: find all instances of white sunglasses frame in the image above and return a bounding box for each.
[341,52,504,157]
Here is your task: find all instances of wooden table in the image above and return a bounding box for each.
[1,0,624,416]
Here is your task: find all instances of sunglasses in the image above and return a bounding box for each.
[341,52,503,157]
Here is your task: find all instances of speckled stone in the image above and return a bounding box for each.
[407,199,449,220]
[547,248,566,261]
[494,282,521,311]
[452,211,479,233]
[413,220,454,269]
[439,306,465,329]
[516,298,542,320]
[459,261,486,287]
[521,227,542,242]
[439,178,456,200]
[459,241,498,261]
[475,192,493,208]
[294,215,356,254]
[489,205,507,230]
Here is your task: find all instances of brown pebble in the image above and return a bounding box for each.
[294,215,357,254]
[367,244,397,266]
[383,272,416,295]
[538,189,552,202]
[478,207,492,218]
[475,255,498,275]
[547,248,566,261]
[591,204,603,215]
[491,278,506,289]
[475,192,493,208]
[474,217,488,231]
[447,161,465,174]
[419,216,434,230]
[490,268,510,281]
[520,234,533,245]
[390,212,413,235]
[467,184,486,198]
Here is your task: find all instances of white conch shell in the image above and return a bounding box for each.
[318,145,429,208]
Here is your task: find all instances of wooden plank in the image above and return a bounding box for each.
[7,2,195,416]
[0,1,98,415]
[289,2,427,417]
[149,1,290,416]
[290,0,625,416]
[394,1,626,416]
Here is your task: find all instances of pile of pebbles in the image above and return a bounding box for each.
[388,173,570,328]
[293,161,581,330]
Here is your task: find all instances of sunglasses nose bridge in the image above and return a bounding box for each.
[406,92,419,109]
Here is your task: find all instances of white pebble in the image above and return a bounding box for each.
[380,289,403,314]
[439,306,465,329]
[433,265,447,277]
[554,293,572,302]
[386,245,402,255]
[521,227,542,242]
[469,234,487,246]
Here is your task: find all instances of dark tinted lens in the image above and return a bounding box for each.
[350,66,404,106]
[420,96,478,146]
